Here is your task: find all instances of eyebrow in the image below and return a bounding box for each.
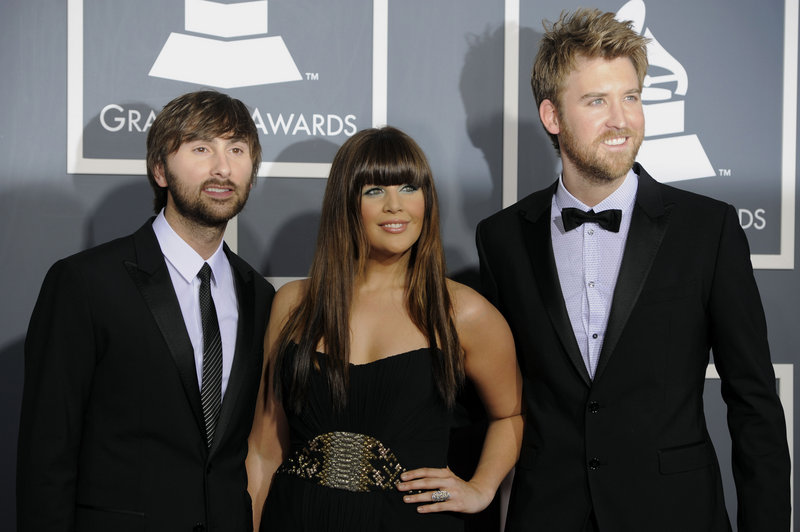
[579,88,641,101]
[579,92,607,101]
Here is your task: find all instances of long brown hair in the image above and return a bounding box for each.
[273,126,463,413]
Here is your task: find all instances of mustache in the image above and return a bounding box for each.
[201,179,236,189]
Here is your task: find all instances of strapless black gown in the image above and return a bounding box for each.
[260,345,463,531]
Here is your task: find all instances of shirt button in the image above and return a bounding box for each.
[588,457,601,470]
[587,228,594,235]
[588,401,600,414]
[588,281,595,288]
[592,333,598,339]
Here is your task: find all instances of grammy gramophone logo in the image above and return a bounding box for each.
[149,0,302,88]
[616,0,716,183]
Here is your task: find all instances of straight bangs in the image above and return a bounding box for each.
[350,134,431,191]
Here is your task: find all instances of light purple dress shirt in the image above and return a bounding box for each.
[152,211,239,399]
[551,170,638,379]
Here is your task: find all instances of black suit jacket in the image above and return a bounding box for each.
[476,165,790,532]
[17,220,275,532]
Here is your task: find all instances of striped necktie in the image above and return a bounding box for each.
[198,263,222,447]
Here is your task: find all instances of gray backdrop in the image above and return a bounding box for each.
[1,0,798,529]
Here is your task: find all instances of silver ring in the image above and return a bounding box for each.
[431,489,450,502]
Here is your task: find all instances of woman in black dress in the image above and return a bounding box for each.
[247,126,522,531]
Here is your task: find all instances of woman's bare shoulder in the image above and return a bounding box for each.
[272,279,308,311]
[267,279,310,336]
[446,279,513,361]
[446,279,495,323]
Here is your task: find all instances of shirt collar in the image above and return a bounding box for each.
[152,210,227,284]
[554,168,639,215]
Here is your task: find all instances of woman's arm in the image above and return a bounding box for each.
[246,281,304,529]
[398,281,523,514]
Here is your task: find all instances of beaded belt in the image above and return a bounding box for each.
[276,431,407,492]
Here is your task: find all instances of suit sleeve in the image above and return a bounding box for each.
[17,259,97,531]
[708,205,791,531]
[476,220,501,309]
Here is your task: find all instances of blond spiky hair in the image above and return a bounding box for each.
[531,8,649,152]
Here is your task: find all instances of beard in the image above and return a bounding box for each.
[559,120,643,184]
[164,166,252,228]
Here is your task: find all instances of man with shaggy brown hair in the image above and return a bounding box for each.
[18,91,274,532]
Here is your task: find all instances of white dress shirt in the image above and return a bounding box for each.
[551,170,638,379]
[152,211,239,398]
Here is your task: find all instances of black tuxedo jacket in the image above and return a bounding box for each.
[476,165,790,532]
[17,220,275,532]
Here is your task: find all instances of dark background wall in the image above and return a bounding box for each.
[1,1,798,529]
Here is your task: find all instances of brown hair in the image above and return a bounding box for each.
[145,90,262,213]
[532,8,649,151]
[273,126,463,412]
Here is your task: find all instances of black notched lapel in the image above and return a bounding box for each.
[520,183,593,386]
[124,221,206,438]
[594,164,671,381]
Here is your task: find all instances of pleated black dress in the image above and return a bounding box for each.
[260,344,462,531]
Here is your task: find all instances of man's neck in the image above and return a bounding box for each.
[163,208,226,260]
[561,167,629,208]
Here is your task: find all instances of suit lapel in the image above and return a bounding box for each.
[521,184,592,386]
[208,246,256,456]
[124,221,206,438]
[594,164,671,380]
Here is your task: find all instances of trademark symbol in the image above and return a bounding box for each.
[305,72,319,81]
[718,169,732,177]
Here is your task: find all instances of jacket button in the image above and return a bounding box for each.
[193,523,206,532]
[588,401,600,414]
[588,457,601,470]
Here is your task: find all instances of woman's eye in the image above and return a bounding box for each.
[363,187,383,196]
[400,184,419,193]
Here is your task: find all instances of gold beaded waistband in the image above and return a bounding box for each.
[276,431,406,492]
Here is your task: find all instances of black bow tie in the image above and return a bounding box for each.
[561,207,622,233]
